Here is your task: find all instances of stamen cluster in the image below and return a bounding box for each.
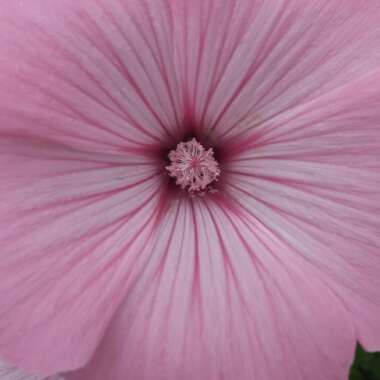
[166,138,220,194]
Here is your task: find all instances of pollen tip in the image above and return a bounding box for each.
[166,138,220,195]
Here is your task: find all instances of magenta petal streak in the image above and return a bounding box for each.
[0,1,380,380]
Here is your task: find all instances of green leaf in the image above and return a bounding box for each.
[350,344,380,380]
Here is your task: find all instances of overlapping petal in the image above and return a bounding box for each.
[0,0,185,152]
[0,1,174,375]
[168,0,380,143]
[66,198,355,380]
[0,360,60,380]
[0,135,164,375]
[225,69,380,351]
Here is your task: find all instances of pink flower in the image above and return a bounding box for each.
[0,1,380,379]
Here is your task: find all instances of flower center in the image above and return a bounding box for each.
[166,138,220,194]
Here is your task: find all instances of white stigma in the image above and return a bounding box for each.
[166,138,220,194]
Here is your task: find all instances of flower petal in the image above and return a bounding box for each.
[1,1,378,379]
[0,0,184,152]
[0,135,163,376]
[168,0,380,142]
[6,0,378,150]
[225,68,380,351]
[0,1,178,375]
[0,359,61,380]
[65,197,355,380]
